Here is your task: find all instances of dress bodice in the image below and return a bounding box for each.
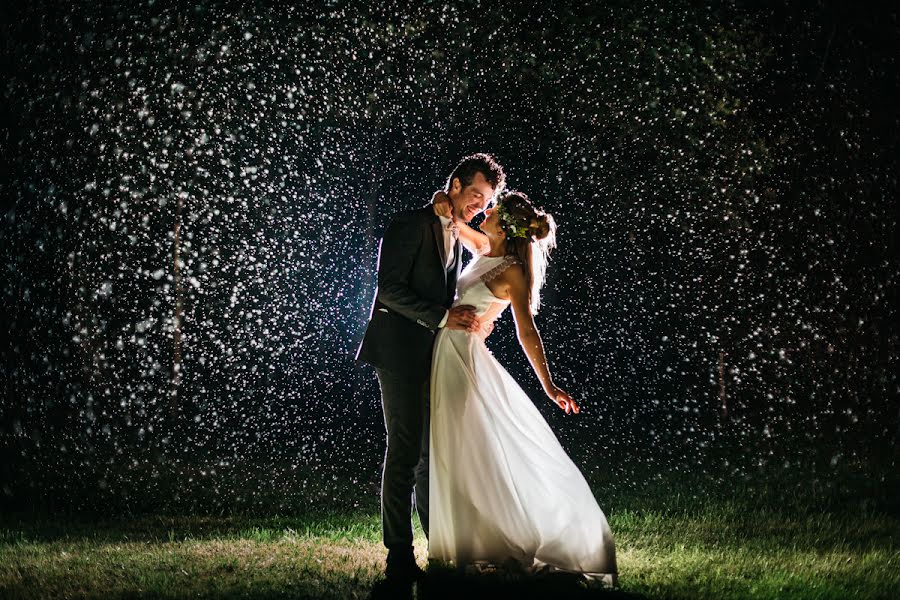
[453,254,521,330]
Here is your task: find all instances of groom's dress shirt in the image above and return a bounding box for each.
[438,214,456,268]
[436,214,457,329]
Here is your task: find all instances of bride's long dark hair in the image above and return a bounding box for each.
[496,191,557,315]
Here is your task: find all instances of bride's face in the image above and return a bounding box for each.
[481,206,504,239]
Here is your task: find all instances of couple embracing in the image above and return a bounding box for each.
[356,154,617,586]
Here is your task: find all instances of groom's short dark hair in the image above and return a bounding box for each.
[445,153,506,197]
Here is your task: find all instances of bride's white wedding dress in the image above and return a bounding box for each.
[428,253,617,582]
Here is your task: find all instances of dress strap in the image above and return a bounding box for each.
[480,255,522,284]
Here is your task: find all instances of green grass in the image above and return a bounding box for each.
[1,502,896,599]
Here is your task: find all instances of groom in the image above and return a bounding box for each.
[356,153,506,582]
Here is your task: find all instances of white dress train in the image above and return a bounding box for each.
[428,254,617,582]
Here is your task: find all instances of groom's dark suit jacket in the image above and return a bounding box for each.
[356,205,462,378]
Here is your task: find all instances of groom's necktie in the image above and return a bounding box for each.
[446,221,460,243]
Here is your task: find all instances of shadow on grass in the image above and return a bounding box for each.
[368,565,642,600]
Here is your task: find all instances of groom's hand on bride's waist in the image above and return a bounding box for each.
[444,305,481,332]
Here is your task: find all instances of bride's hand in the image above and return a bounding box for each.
[547,386,579,414]
[431,190,453,219]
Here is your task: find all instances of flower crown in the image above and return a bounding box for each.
[495,201,531,239]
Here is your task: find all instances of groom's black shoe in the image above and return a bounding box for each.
[385,546,425,583]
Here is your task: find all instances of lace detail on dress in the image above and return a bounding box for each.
[480,255,522,284]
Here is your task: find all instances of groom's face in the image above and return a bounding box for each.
[449,171,495,223]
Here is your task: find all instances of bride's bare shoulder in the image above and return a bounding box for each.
[500,260,526,284]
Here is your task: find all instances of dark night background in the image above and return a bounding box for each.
[1,0,897,516]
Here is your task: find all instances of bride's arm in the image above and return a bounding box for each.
[431,191,491,255]
[504,265,580,414]
[457,219,491,256]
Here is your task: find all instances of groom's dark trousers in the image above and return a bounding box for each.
[375,368,430,547]
[356,205,461,550]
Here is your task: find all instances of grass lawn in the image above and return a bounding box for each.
[1,500,896,599]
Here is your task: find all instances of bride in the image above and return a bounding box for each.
[428,190,617,584]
